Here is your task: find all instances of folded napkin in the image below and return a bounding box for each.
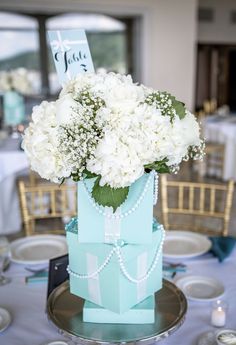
[209,236,236,262]
[25,271,48,284]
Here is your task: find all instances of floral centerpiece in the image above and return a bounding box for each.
[23,71,204,321]
[23,72,203,210]
[0,68,32,127]
[0,68,32,94]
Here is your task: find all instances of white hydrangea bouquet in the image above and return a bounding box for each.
[23,72,203,211]
[0,68,32,94]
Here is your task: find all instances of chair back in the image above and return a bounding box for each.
[194,111,225,179]
[161,175,234,236]
[18,180,77,236]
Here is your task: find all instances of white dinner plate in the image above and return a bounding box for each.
[0,307,11,333]
[197,331,217,345]
[43,340,69,345]
[176,275,225,302]
[163,231,212,259]
[10,235,68,265]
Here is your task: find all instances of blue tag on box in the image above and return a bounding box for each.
[48,29,94,85]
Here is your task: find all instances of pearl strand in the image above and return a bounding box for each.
[67,226,165,283]
[153,171,159,205]
[82,171,155,219]
[67,246,116,279]
[116,225,165,283]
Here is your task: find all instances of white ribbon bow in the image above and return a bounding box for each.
[50,38,87,51]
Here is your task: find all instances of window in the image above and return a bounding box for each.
[47,13,128,94]
[0,12,40,93]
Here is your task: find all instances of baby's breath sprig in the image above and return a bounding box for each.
[58,90,106,182]
[74,90,105,114]
[145,91,186,121]
[183,139,205,162]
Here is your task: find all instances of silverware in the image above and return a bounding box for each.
[163,262,186,268]
[3,258,11,272]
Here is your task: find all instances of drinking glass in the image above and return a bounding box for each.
[0,236,11,286]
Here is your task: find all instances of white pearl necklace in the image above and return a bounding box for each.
[153,171,158,205]
[67,225,165,283]
[116,225,165,283]
[82,170,158,219]
[67,246,117,279]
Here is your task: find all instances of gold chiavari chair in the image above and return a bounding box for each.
[161,175,234,236]
[203,98,217,115]
[28,170,52,186]
[203,100,212,115]
[197,110,225,179]
[210,98,217,114]
[204,143,225,178]
[18,180,77,236]
[29,170,38,186]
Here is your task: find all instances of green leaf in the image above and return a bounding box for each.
[59,178,65,186]
[71,175,80,182]
[172,99,186,119]
[92,177,129,212]
[144,159,170,173]
[83,169,98,179]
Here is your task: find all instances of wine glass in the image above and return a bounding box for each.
[0,236,11,286]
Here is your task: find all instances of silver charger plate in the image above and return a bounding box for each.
[47,280,187,344]
[176,275,225,302]
[42,340,69,345]
[163,231,212,259]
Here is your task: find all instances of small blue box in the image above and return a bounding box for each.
[83,295,155,324]
[77,173,155,245]
[66,218,163,314]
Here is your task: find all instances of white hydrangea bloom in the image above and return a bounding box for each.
[22,101,71,182]
[87,103,201,188]
[23,72,202,189]
[55,94,81,125]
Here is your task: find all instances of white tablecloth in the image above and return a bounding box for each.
[0,138,29,234]
[204,116,236,180]
[1,249,236,345]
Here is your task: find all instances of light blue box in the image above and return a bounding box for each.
[3,91,25,126]
[77,173,154,244]
[83,295,155,324]
[66,218,163,314]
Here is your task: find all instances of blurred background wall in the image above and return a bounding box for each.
[0,0,235,111]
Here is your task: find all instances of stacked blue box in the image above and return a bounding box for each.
[83,295,155,324]
[66,217,164,317]
[77,173,155,244]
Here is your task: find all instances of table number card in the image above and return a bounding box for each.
[48,29,94,85]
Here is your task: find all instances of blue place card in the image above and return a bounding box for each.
[48,29,94,85]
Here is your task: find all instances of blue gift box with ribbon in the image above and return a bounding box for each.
[3,90,25,126]
[77,172,157,245]
[66,217,163,314]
